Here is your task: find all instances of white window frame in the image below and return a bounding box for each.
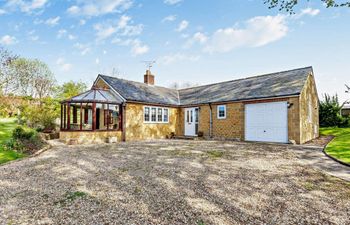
[157,108,163,122]
[217,105,226,119]
[163,108,169,123]
[144,106,170,124]
[144,106,150,122]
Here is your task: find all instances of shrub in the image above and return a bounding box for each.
[4,125,46,154]
[21,97,60,132]
[12,126,35,139]
[319,94,350,127]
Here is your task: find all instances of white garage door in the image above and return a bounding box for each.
[245,101,288,143]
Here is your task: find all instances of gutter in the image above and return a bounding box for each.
[122,102,127,142]
[209,103,213,138]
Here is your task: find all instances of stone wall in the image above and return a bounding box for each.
[193,97,301,143]
[299,74,319,143]
[124,103,180,141]
[60,131,122,144]
[94,78,110,89]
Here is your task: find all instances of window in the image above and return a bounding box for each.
[151,108,157,122]
[144,106,169,123]
[163,109,169,122]
[144,107,150,121]
[217,105,226,119]
[157,108,163,122]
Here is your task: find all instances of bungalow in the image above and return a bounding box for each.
[60,66,319,144]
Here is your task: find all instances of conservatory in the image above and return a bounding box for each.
[60,88,124,143]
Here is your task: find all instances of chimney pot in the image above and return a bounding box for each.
[144,70,155,85]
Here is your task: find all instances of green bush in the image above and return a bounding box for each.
[3,125,45,154]
[12,126,35,139]
[21,97,60,132]
[319,94,350,127]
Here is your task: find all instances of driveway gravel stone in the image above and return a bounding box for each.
[0,140,349,225]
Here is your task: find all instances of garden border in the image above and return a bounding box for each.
[322,137,350,167]
[0,142,52,167]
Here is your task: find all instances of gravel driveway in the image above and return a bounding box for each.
[0,140,349,225]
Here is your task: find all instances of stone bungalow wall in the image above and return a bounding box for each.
[191,97,301,143]
[124,103,180,141]
[60,131,122,144]
[299,74,319,143]
[76,75,318,144]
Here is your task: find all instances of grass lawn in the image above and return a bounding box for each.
[320,127,350,164]
[0,118,24,164]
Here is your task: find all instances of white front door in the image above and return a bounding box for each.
[185,108,198,136]
[245,102,288,143]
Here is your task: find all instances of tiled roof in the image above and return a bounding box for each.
[99,75,179,105]
[98,67,313,106]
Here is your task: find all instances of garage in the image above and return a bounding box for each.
[245,101,288,143]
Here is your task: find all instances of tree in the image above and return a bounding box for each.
[9,58,56,100]
[264,0,350,13]
[54,81,88,100]
[319,94,349,127]
[0,47,18,95]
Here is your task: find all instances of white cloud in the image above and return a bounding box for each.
[29,35,39,41]
[112,38,149,56]
[0,35,17,45]
[66,0,132,17]
[79,19,86,25]
[159,53,199,65]
[184,32,208,48]
[68,34,77,40]
[67,5,80,14]
[164,0,183,5]
[94,15,143,40]
[118,15,131,28]
[74,43,91,55]
[94,23,117,40]
[56,57,72,72]
[204,15,288,53]
[296,8,320,18]
[0,9,6,15]
[5,0,47,13]
[162,15,176,22]
[95,58,100,64]
[131,39,149,56]
[57,29,67,38]
[45,16,60,26]
[57,29,77,40]
[176,20,189,32]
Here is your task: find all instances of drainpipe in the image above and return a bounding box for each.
[122,103,127,142]
[209,103,213,138]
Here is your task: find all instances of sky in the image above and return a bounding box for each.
[0,0,349,102]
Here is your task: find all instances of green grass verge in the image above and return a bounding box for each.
[320,127,350,164]
[0,118,24,164]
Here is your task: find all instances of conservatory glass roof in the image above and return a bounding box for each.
[62,89,124,104]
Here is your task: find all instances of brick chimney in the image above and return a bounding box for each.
[144,70,155,85]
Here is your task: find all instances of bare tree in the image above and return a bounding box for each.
[0,47,18,95]
[8,58,56,99]
[32,60,56,100]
